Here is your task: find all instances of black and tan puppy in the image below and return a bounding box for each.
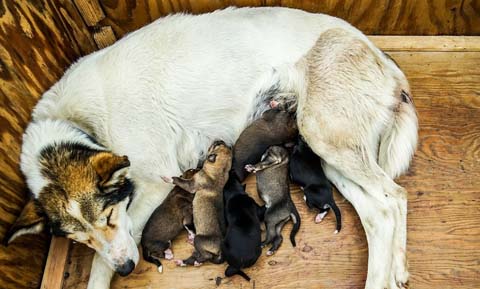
[222,171,264,281]
[245,146,300,255]
[233,108,297,181]
[141,168,198,273]
[290,138,341,233]
[163,140,231,266]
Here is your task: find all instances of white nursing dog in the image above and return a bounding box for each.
[7,7,417,289]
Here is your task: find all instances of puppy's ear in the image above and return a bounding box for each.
[91,152,130,187]
[4,198,46,245]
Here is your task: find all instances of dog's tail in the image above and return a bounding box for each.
[330,202,342,234]
[378,88,418,179]
[289,205,301,247]
[225,265,251,281]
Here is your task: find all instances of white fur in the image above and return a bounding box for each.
[19,7,417,289]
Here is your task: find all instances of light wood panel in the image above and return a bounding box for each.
[59,36,480,289]
[97,0,480,38]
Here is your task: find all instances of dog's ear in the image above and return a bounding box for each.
[4,198,46,245]
[91,152,130,187]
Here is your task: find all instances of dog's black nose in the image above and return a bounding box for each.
[116,259,135,276]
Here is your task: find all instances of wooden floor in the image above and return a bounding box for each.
[52,36,480,289]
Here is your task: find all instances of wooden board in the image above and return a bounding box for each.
[57,36,480,289]
[97,0,480,38]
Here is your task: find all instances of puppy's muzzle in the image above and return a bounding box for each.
[115,259,135,276]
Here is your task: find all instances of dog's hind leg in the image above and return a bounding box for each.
[322,162,399,289]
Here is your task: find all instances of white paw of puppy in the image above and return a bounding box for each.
[193,261,203,267]
[157,265,163,273]
[161,176,173,183]
[314,211,328,223]
[164,249,174,260]
[174,260,186,267]
[244,164,256,173]
[266,250,275,256]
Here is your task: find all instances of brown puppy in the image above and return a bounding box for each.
[232,108,297,181]
[141,168,198,273]
[163,140,232,266]
[245,145,301,255]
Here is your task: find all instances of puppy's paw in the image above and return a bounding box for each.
[161,176,173,183]
[314,211,328,223]
[193,261,203,267]
[187,234,195,245]
[157,265,163,273]
[174,260,186,267]
[244,164,256,173]
[164,249,174,260]
[266,250,275,256]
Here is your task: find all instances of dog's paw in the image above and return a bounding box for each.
[314,211,328,223]
[266,250,275,256]
[193,261,203,267]
[187,234,195,245]
[161,176,173,183]
[174,260,186,267]
[244,164,256,173]
[164,249,174,260]
[157,265,163,273]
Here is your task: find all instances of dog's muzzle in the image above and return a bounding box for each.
[115,259,135,276]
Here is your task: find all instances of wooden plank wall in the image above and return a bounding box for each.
[97,0,480,37]
[0,1,478,289]
[0,1,98,288]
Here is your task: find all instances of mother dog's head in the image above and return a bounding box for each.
[6,141,139,276]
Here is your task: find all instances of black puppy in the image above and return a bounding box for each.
[289,138,341,233]
[232,108,298,181]
[222,171,264,281]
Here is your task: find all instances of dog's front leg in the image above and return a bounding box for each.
[87,254,115,289]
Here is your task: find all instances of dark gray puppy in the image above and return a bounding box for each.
[141,169,198,273]
[245,146,301,255]
[233,108,297,181]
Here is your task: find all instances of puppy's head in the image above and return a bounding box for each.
[203,140,232,178]
[7,146,139,276]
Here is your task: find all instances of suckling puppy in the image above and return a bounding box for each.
[163,140,231,266]
[141,168,198,273]
[222,171,264,281]
[233,108,297,181]
[245,146,300,255]
[289,138,341,233]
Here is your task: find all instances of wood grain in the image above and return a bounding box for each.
[0,1,96,288]
[59,38,480,289]
[97,0,480,38]
[40,237,70,289]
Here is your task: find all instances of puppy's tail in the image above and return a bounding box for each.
[225,265,251,281]
[289,205,301,247]
[330,202,342,233]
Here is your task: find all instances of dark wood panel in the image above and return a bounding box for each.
[0,1,97,288]
[97,0,480,37]
[61,43,480,289]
